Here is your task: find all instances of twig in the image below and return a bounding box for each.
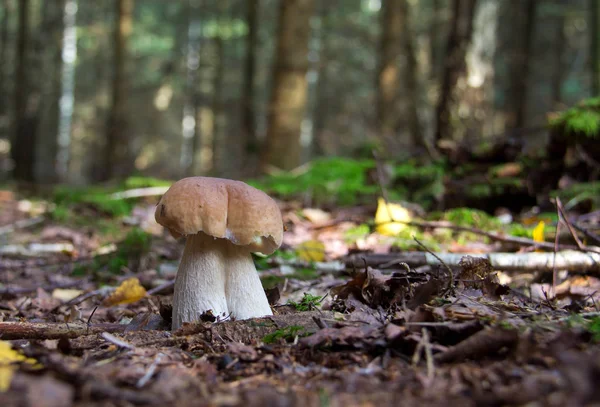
[434,326,519,364]
[555,197,585,250]
[101,332,135,350]
[0,281,82,297]
[422,328,435,383]
[0,321,127,340]
[375,218,600,254]
[147,280,175,296]
[136,353,164,388]
[414,237,453,294]
[572,222,600,246]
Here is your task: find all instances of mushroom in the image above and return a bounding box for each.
[155,177,283,330]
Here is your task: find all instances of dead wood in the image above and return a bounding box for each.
[0,321,127,340]
[434,326,519,364]
[345,250,600,273]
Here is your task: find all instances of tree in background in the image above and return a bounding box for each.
[104,0,134,181]
[505,0,537,131]
[11,0,31,182]
[376,0,423,153]
[242,0,259,172]
[261,0,315,172]
[590,0,599,96]
[434,0,477,144]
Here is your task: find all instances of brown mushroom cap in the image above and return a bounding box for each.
[155,177,283,255]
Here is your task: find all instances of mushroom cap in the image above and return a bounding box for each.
[155,177,283,255]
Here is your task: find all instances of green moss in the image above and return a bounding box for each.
[124,176,172,188]
[550,97,600,138]
[344,223,371,243]
[262,325,307,344]
[551,181,600,210]
[288,293,325,312]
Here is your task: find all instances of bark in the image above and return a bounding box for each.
[0,322,127,340]
[242,0,259,171]
[429,0,441,81]
[180,0,202,176]
[104,0,134,181]
[312,1,333,157]
[551,1,565,106]
[590,0,599,96]
[36,0,67,183]
[434,0,477,144]
[376,0,423,151]
[11,0,32,181]
[0,0,11,126]
[345,250,600,273]
[505,0,537,130]
[261,0,315,172]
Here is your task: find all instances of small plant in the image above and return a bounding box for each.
[588,316,600,342]
[262,325,306,344]
[549,97,600,138]
[288,293,326,311]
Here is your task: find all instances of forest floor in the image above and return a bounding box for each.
[1,191,600,406]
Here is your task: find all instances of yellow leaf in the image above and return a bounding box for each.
[103,278,147,306]
[532,221,545,243]
[0,341,37,392]
[374,197,411,236]
[296,240,325,262]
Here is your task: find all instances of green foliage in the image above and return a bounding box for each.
[251,157,378,206]
[588,317,600,342]
[442,208,502,229]
[262,325,307,344]
[124,176,172,189]
[549,97,600,138]
[52,185,133,217]
[392,161,446,207]
[343,223,371,243]
[288,293,326,312]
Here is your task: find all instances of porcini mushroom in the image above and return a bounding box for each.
[155,177,282,330]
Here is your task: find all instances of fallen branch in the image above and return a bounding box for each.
[434,326,519,364]
[345,250,600,273]
[0,321,127,340]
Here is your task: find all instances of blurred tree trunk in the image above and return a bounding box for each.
[429,0,441,81]
[552,1,565,106]
[261,0,315,172]
[242,0,258,172]
[211,32,225,174]
[434,0,477,144]
[376,0,423,152]
[505,0,537,130]
[591,0,599,96]
[56,0,78,181]
[104,0,134,181]
[312,1,333,157]
[35,0,67,183]
[180,0,202,176]
[0,0,12,134]
[11,0,33,182]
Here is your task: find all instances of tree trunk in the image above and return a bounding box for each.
[312,0,333,157]
[11,0,33,182]
[0,0,12,132]
[56,0,78,181]
[505,0,537,130]
[180,0,202,176]
[104,0,134,181]
[376,0,423,152]
[242,0,259,172]
[261,0,315,172]
[434,0,477,144]
[429,0,441,81]
[591,0,599,96]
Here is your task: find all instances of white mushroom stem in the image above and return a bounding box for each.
[172,233,229,330]
[225,243,273,320]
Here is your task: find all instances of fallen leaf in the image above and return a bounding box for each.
[0,341,37,392]
[51,288,84,302]
[532,221,545,243]
[374,197,411,236]
[296,240,326,262]
[103,278,147,306]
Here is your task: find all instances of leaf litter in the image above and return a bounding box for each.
[1,195,600,406]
